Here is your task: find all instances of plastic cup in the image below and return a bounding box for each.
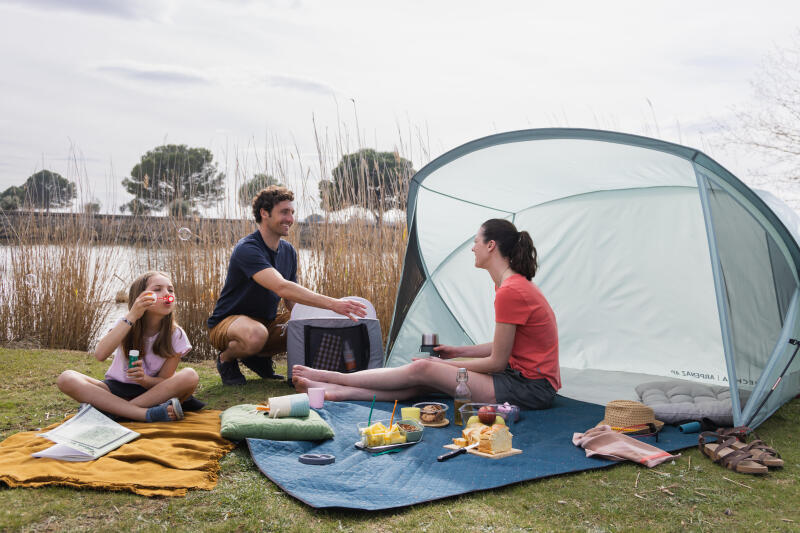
[401,407,420,421]
[308,388,325,409]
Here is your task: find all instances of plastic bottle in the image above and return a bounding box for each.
[453,367,471,425]
[342,341,357,372]
[128,349,140,369]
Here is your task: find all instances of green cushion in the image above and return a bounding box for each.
[220,404,335,441]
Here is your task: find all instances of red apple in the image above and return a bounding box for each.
[477,405,496,425]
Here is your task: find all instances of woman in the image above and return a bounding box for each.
[293,219,560,409]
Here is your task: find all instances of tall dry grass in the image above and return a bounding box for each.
[0,135,413,361]
[0,212,120,350]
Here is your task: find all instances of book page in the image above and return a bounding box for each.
[37,404,139,459]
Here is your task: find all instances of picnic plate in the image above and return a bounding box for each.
[354,438,422,453]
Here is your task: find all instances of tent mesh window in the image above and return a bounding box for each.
[387,219,426,354]
[700,168,798,412]
[303,324,371,373]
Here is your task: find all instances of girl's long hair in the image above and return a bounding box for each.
[123,271,180,359]
[480,219,538,280]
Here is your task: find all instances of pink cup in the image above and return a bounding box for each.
[308,388,325,409]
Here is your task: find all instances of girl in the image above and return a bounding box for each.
[292,218,561,410]
[57,271,200,422]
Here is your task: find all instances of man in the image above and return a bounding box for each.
[208,185,367,385]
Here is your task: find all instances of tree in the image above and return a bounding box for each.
[719,32,800,183]
[0,185,24,211]
[22,170,76,211]
[237,173,279,207]
[168,199,197,218]
[319,149,415,225]
[121,144,225,214]
[83,200,102,215]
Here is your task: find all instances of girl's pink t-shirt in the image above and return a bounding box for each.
[104,325,191,383]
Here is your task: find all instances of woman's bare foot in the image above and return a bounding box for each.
[293,376,347,401]
[292,365,337,383]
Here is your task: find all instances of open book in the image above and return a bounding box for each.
[32,404,140,461]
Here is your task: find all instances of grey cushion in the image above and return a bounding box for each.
[635,381,733,426]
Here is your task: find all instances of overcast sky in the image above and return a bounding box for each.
[1,0,799,216]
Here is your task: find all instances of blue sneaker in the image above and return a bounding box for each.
[216,354,246,386]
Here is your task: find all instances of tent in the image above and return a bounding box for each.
[385,128,800,429]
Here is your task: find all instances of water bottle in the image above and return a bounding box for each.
[342,340,357,372]
[453,367,471,425]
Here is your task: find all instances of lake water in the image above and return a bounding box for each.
[0,244,317,347]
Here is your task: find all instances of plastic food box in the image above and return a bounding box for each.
[412,401,449,424]
[357,418,424,448]
[457,402,520,426]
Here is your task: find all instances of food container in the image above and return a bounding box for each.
[357,420,407,448]
[420,333,440,356]
[458,402,520,426]
[396,419,424,442]
[412,401,448,424]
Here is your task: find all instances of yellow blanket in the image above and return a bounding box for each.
[0,410,235,497]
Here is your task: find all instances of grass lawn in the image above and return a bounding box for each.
[1,348,798,532]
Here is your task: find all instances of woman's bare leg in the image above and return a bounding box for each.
[293,376,427,401]
[57,370,181,421]
[293,359,498,402]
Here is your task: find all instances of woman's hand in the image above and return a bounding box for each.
[432,345,463,359]
[128,291,157,320]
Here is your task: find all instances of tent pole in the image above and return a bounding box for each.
[743,339,800,428]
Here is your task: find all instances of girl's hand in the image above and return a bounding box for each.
[432,345,462,359]
[129,291,157,320]
[126,359,146,385]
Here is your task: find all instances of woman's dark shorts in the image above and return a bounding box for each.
[491,366,556,410]
[103,379,205,411]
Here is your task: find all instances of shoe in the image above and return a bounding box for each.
[181,396,206,412]
[698,432,768,474]
[216,354,247,386]
[241,355,285,380]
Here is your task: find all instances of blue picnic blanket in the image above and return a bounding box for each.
[247,396,698,510]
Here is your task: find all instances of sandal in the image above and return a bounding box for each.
[698,432,768,474]
[730,438,784,468]
[146,398,185,423]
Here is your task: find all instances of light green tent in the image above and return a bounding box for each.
[385,128,800,428]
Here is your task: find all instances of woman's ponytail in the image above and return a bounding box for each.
[480,219,539,280]
[510,230,537,280]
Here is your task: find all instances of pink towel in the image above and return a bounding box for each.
[572,425,679,468]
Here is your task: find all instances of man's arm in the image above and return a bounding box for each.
[252,267,366,320]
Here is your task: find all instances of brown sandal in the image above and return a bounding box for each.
[730,438,784,468]
[699,432,768,474]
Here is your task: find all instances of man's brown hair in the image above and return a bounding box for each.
[252,185,294,222]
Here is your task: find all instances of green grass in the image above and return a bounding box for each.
[1,348,799,532]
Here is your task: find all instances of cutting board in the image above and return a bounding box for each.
[443,444,522,459]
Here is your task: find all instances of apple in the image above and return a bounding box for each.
[478,405,497,425]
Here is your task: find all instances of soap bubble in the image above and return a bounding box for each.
[24,273,37,287]
[177,227,192,241]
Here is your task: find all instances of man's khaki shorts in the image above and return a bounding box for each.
[208,311,291,356]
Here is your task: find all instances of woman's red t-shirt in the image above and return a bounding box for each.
[494,274,561,391]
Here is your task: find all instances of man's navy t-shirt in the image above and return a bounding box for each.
[207,231,297,329]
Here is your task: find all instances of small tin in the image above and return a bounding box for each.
[128,349,140,369]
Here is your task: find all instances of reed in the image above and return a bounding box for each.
[0,134,412,361]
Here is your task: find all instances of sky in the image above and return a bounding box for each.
[1,0,799,216]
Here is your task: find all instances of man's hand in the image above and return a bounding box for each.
[331,298,368,321]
